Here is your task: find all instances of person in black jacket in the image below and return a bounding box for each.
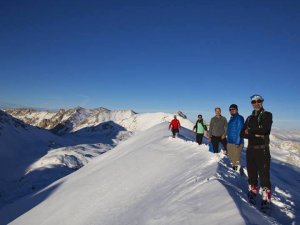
[240,94,273,208]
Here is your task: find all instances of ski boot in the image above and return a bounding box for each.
[239,166,245,176]
[247,185,258,205]
[260,187,271,214]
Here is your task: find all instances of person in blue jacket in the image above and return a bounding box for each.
[227,104,244,171]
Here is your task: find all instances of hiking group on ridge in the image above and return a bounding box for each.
[168,94,273,212]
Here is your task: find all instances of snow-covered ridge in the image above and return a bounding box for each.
[2,108,299,224]
[1,122,298,225]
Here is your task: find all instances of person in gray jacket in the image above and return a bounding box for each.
[208,107,228,153]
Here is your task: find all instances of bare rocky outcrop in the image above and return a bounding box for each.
[177,111,187,119]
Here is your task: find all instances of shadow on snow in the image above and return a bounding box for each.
[0,181,63,225]
[174,127,299,224]
[217,150,300,225]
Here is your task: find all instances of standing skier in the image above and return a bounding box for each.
[240,94,273,210]
[227,104,244,171]
[193,114,207,145]
[169,115,181,138]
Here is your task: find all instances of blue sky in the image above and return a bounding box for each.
[0,0,299,128]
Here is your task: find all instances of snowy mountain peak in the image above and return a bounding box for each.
[0,110,29,131]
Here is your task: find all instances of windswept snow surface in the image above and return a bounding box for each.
[1,123,298,225]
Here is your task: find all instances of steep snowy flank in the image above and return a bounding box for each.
[1,123,297,225]
[0,110,66,180]
[0,110,71,208]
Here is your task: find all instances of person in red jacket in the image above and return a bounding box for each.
[169,115,181,138]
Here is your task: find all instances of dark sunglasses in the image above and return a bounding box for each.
[229,108,237,111]
[251,99,263,104]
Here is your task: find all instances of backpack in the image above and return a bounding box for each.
[202,121,208,131]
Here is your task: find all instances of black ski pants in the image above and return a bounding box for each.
[211,135,227,153]
[171,128,179,137]
[246,146,271,189]
[196,133,204,145]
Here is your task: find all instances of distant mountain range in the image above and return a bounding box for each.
[4,107,137,134]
